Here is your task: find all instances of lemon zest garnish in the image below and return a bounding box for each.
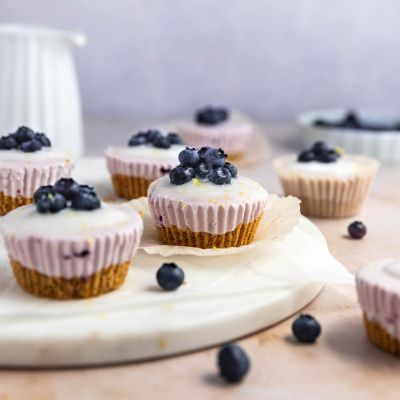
[335,146,345,155]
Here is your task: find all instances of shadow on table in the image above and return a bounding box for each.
[324,314,400,370]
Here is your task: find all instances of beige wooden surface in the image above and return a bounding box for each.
[1,121,399,400]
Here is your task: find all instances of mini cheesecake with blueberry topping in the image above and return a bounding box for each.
[105,129,185,199]
[148,147,268,249]
[0,126,73,215]
[175,106,254,161]
[273,141,379,218]
[1,178,143,299]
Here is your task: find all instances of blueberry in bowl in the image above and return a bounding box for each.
[298,109,400,164]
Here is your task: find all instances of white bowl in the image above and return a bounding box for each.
[297,109,400,164]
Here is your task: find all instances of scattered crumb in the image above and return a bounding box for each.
[159,336,169,349]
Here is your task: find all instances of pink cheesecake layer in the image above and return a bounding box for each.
[148,196,265,234]
[176,119,253,155]
[2,206,143,279]
[148,176,268,235]
[356,260,400,340]
[105,146,184,180]
[0,153,73,198]
[106,155,173,180]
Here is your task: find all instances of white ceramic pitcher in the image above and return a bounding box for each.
[0,24,86,156]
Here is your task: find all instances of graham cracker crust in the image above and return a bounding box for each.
[111,174,153,200]
[364,313,400,356]
[0,192,32,216]
[156,215,262,249]
[10,259,131,300]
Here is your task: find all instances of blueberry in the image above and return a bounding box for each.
[19,139,42,152]
[15,126,35,143]
[35,133,51,147]
[169,166,195,185]
[224,162,238,178]
[312,141,330,156]
[314,119,329,127]
[36,192,67,214]
[194,162,210,179]
[153,135,171,149]
[167,132,182,144]
[146,129,162,143]
[156,262,185,291]
[34,185,55,202]
[292,314,321,343]
[348,221,367,239]
[54,178,81,200]
[178,147,200,167]
[198,147,226,167]
[318,149,340,163]
[298,150,315,162]
[128,130,149,147]
[341,111,360,128]
[71,191,101,211]
[209,167,232,185]
[79,184,96,195]
[195,106,229,125]
[218,344,250,383]
[0,135,18,150]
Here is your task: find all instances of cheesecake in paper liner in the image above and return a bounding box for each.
[127,195,301,257]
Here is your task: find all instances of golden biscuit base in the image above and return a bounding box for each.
[363,314,400,356]
[10,259,131,300]
[111,174,153,200]
[156,215,262,249]
[0,192,32,216]
[227,152,243,162]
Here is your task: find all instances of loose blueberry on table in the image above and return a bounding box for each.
[34,178,101,213]
[169,147,237,185]
[348,221,367,239]
[297,141,341,163]
[218,343,250,383]
[128,129,182,149]
[292,314,321,343]
[0,126,52,152]
[314,110,400,132]
[156,263,185,291]
[195,106,229,125]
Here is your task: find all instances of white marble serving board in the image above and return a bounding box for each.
[0,158,348,367]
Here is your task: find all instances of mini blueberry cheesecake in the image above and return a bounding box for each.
[175,106,254,161]
[2,178,143,300]
[148,147,268,248]
[356,259,400,356]
[0,126,73,215]
[273,141,379,218]
[105,129,185,199]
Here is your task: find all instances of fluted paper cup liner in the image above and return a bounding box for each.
[128,195,300,256]
[273,155,380,218]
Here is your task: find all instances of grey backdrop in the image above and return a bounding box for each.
[1,0,399,121]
